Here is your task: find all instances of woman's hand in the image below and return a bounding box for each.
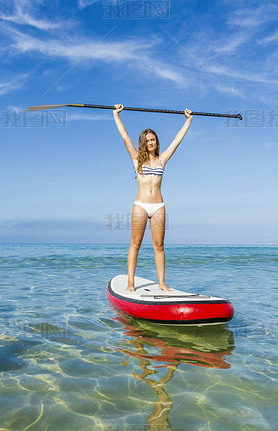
[113,104,137,159]
[184,108,193,121]
[113,104,124,114]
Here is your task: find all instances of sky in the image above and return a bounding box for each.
[0,0,278,244]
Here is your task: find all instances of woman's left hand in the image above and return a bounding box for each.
[184,108,193,120]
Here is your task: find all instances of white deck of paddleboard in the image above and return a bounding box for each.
[110,275,224,303]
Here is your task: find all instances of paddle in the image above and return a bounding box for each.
[26,103,242,120]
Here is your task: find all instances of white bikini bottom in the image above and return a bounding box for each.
[134,201,165,218]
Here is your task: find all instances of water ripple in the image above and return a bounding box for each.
[0,244,277,430]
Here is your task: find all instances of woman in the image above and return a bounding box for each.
[113,104,193,292]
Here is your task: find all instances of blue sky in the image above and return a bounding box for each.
[0,0,278,244]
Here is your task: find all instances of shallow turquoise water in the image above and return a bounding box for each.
[0,244,277,430]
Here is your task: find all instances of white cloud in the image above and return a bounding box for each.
[0,0,62,30]
[2,1,277,101]
[1,24,187,87]
[214,83,244,98]
[3,25,156,62]
[214,34,248,54]
[203,63,278,85]
[0,74,30,95]
[77,0,100,8]
[266,142,278,148]
[257,29,278,45]
[171,20,278,102]
[6,105,23,112]
[140,61,185,85]
[67,113,112,121]
[228,4,278,29]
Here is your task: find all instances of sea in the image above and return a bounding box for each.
[0,244,277,431]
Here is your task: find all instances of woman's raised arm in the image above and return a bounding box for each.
[160,109,193,165]
[113,104,138,160]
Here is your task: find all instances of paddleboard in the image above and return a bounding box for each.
[107,275,234,325]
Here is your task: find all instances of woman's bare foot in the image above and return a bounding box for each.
[126,284,135,292]
[158,282,172,291]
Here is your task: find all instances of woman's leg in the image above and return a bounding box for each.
[127,203,148,291]
[150,206,171,291]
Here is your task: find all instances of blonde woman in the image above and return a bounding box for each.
[113,104,193,292]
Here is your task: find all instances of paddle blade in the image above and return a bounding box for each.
[27,104,68,111]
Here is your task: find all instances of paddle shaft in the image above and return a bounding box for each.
[27,103,242,120]
[79,104,242,119]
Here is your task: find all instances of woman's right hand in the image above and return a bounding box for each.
[113,104,124,114]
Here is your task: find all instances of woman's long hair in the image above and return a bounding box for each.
[137,129,160,174]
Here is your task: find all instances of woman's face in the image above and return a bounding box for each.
[145,133,157,152]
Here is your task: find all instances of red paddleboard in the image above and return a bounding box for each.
[107,275,234,326]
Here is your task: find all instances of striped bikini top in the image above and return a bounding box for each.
[135,159,164,178]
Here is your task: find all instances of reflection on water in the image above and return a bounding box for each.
[113,309,235,430]
[1,244,276,430]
